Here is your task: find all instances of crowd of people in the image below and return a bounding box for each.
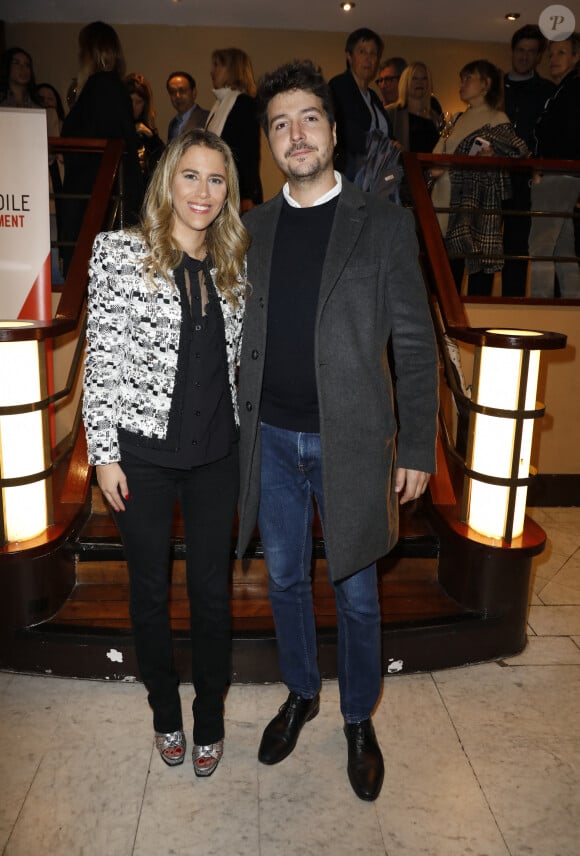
[1,21,578,295]
[1,18,579,802]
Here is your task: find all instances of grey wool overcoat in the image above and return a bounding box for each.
[236,179,439,582]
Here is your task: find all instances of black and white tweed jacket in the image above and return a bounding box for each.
[83,229,245,465]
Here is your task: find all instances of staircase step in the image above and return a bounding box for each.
[75,535,438,583]
[76,490,439,585]
[50,557,459,631]
[29,487,470,681]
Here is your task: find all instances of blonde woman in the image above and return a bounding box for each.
[386,61,441,152]
[83,129,249,777]
[207,47,263,210]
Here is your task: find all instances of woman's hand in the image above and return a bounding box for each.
[135,122,153,137]
[96,462,129,512]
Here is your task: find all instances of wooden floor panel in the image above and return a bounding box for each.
[51,573,463,632]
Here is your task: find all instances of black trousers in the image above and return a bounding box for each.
[449,257,494,297]
[114,447,239,744]
[501,171,532,297]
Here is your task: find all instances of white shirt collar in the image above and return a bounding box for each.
[507,71,535,82]
[282,171,342,208]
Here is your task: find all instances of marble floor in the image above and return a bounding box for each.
[1,507,579,856]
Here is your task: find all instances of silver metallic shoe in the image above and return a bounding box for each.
[154,729,186,766]
[192,739,224,777]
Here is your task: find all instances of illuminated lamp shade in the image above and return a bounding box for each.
[0,323,48,542]
[466,330,540,541]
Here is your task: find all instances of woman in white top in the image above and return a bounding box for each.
[431,59,527,295]
[206,48,263,211]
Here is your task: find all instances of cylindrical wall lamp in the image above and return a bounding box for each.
[0,322,49,544]
[462,328,565,543]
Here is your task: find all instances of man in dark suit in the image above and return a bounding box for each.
[166,71,209,140]
[329,27,391,179]
[236,60,438,801]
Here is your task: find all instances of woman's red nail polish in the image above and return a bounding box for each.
[124,493,130,500]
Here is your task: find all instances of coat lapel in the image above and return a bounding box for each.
[247,183,366,322]
[318,181,367,311]
[247,193,283,305]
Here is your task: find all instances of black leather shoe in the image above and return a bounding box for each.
[258,691,320,765]
[344,718,384,801]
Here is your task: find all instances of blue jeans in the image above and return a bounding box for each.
[258,422,381,723]
[529,174,580,298]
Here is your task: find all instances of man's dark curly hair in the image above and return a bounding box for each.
[510,24,546,53]
[256,59,335,136]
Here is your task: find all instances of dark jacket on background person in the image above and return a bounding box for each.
[167,104,209,140]
[219,94,263,205]
[533,69,580,159]
[60,71,144,271]
[504,71,555,149]
[135,122,165,185]
[385,105,439,153]
[329,69,391,180]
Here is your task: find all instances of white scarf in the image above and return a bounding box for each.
[206,87,241,136]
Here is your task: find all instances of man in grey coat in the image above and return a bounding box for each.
[236,60,438,801]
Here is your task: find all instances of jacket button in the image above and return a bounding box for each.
[251,349,259,359]
[245,401,253,412]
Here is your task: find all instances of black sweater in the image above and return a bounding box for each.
[504,71,555,150]
[261,196,339,432]
[533,70,580,160]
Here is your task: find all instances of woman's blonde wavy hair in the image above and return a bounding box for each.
[140,129,250,306]
[211,48,257,97]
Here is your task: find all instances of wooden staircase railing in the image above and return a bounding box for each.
[404,151,567,545]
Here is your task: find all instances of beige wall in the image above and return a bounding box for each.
[5,22,526,199]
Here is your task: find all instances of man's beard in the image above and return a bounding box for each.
[283,143,329,182]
